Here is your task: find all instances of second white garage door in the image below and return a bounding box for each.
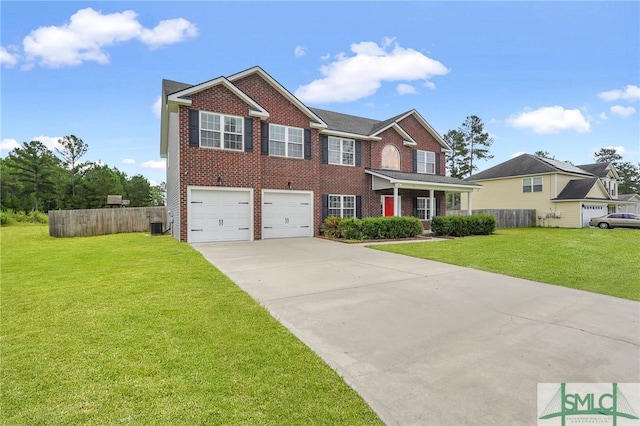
[262,190,313,239]
[188,187,252,243]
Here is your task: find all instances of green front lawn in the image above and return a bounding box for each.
[371,228,640,301]
[1,226,382,425]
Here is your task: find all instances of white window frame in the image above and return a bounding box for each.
[416,197,431,220]
[328,136,355,166]
[523,176,543,193]
[417,150,436,174]
[200,111,243,151]
[269,124,303,159]
[328,194,356,218]
[381,144,400,170]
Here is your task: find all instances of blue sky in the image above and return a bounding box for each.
[1,1,639,185]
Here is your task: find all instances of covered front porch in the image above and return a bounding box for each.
[365,169,482,228]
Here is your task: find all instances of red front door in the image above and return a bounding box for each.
[384,196,395,216]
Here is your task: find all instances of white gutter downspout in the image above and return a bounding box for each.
[394,185,399,216]
[429,189,435,219]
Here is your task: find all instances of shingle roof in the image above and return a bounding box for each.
[466,154,593,181]
[162,79,191,96]
[576,162,610,178]
[618,193,640,201]
[309,107,381,135]
[552,178,602,200]
[367,168,481,187]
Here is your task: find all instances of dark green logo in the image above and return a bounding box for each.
[539,383,639,426]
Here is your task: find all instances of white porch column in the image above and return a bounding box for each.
[467,191,473,215]
[394,185,399,216]
[429,189,435,219]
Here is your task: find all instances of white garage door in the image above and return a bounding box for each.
[582,204,607,227]
[188,187,252,243]
[262,191,313,239]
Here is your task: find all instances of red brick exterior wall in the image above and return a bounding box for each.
[177,73,447,240]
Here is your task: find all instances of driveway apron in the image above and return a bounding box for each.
[193,238,640,426]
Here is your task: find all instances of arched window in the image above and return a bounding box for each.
[381,144,400,170]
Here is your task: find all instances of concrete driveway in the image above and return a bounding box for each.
[193,237,640,425]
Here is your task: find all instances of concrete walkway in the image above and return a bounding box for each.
[193,237,640,425]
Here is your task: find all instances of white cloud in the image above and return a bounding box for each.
[320,53,331,61]
[510,151,527,158]
[597,85,640,102]
[0,138,20,153]
[397,83,417,95]
[0,46,18,68]
[610,105,636,118]
[506,106,591,134]
[122,158,135,165]
[295,39,449,103]
[141,160,166,170]
[22,8,197,68]
[294,45,307,58]
[139,18,198,50]
[599,112,608,120]
[424,81,436,90]
[152,96,162,119]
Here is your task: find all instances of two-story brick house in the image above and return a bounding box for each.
[160,66,480,242]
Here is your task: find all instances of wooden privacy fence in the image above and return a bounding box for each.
[446,209,536,228]
[49,207,167,238]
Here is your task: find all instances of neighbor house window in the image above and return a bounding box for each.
[417,150,436,174]
[200,112,243,150]
[416,197,431,220]
[269,124,303,158]
[328,136,355,166]
[328,195,355,218]
[523,177,543,193]
[381,144,400,170]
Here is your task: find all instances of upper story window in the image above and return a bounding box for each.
[328,136,355,166]
[381,145,400,170]
[269,124,303,158]
[328,195,355,218]
[417,150,436,174]
[523,176,543,193]
[604,179,617,198]
[200,112,243,151]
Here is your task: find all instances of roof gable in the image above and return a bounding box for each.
[576,162,619,180]
[228,66,327,129]
[166,76,269,119]
[553,177,610,201]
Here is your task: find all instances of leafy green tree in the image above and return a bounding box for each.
[150,182,166,206]
[443,129,467,179]
[125,174,152,207]
[594,148,623,163]
[615,162,640,195]
[76,164,124,209]
[459,115,494,177]
[56,135,91,208]
[5,141,61,211]
[0,157,30,212]
[445,116,493,179]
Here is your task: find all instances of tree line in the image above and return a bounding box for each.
[1,136,165,213]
